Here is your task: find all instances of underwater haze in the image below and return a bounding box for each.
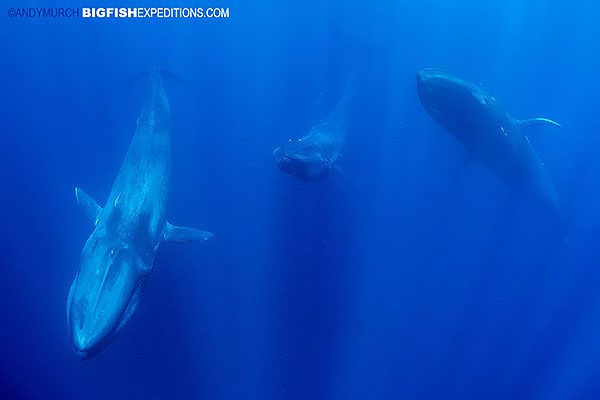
[2,0,600,398]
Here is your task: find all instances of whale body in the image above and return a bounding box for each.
[272,131,343,182]
[416,69,561,213]
[67,69,213,360]
[273,83,353,182]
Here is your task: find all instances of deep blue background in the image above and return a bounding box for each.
[2,1,600,399]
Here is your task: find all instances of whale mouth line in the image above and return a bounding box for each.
[283,152,299,162]
[277,149,304,165]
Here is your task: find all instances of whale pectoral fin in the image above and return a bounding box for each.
[75,187,102,226]
[163,222,214,244]
[66,280,75,326]
[518,118,562,130]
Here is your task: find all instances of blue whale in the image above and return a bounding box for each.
[67,69,213,360]
[273,84,353,182]
[416,69,561,214]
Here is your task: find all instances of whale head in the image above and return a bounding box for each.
[417,69,469,114]
[67,231,149,360]
[272,139,332,182]
[417,69,494,136]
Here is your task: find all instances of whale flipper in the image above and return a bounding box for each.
[163,222,214,244]
[75,187,102,226]
[518,118,562,129]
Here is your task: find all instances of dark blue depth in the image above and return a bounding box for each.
[1,1,600,399]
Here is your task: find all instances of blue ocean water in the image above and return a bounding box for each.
[2,0,600,398]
